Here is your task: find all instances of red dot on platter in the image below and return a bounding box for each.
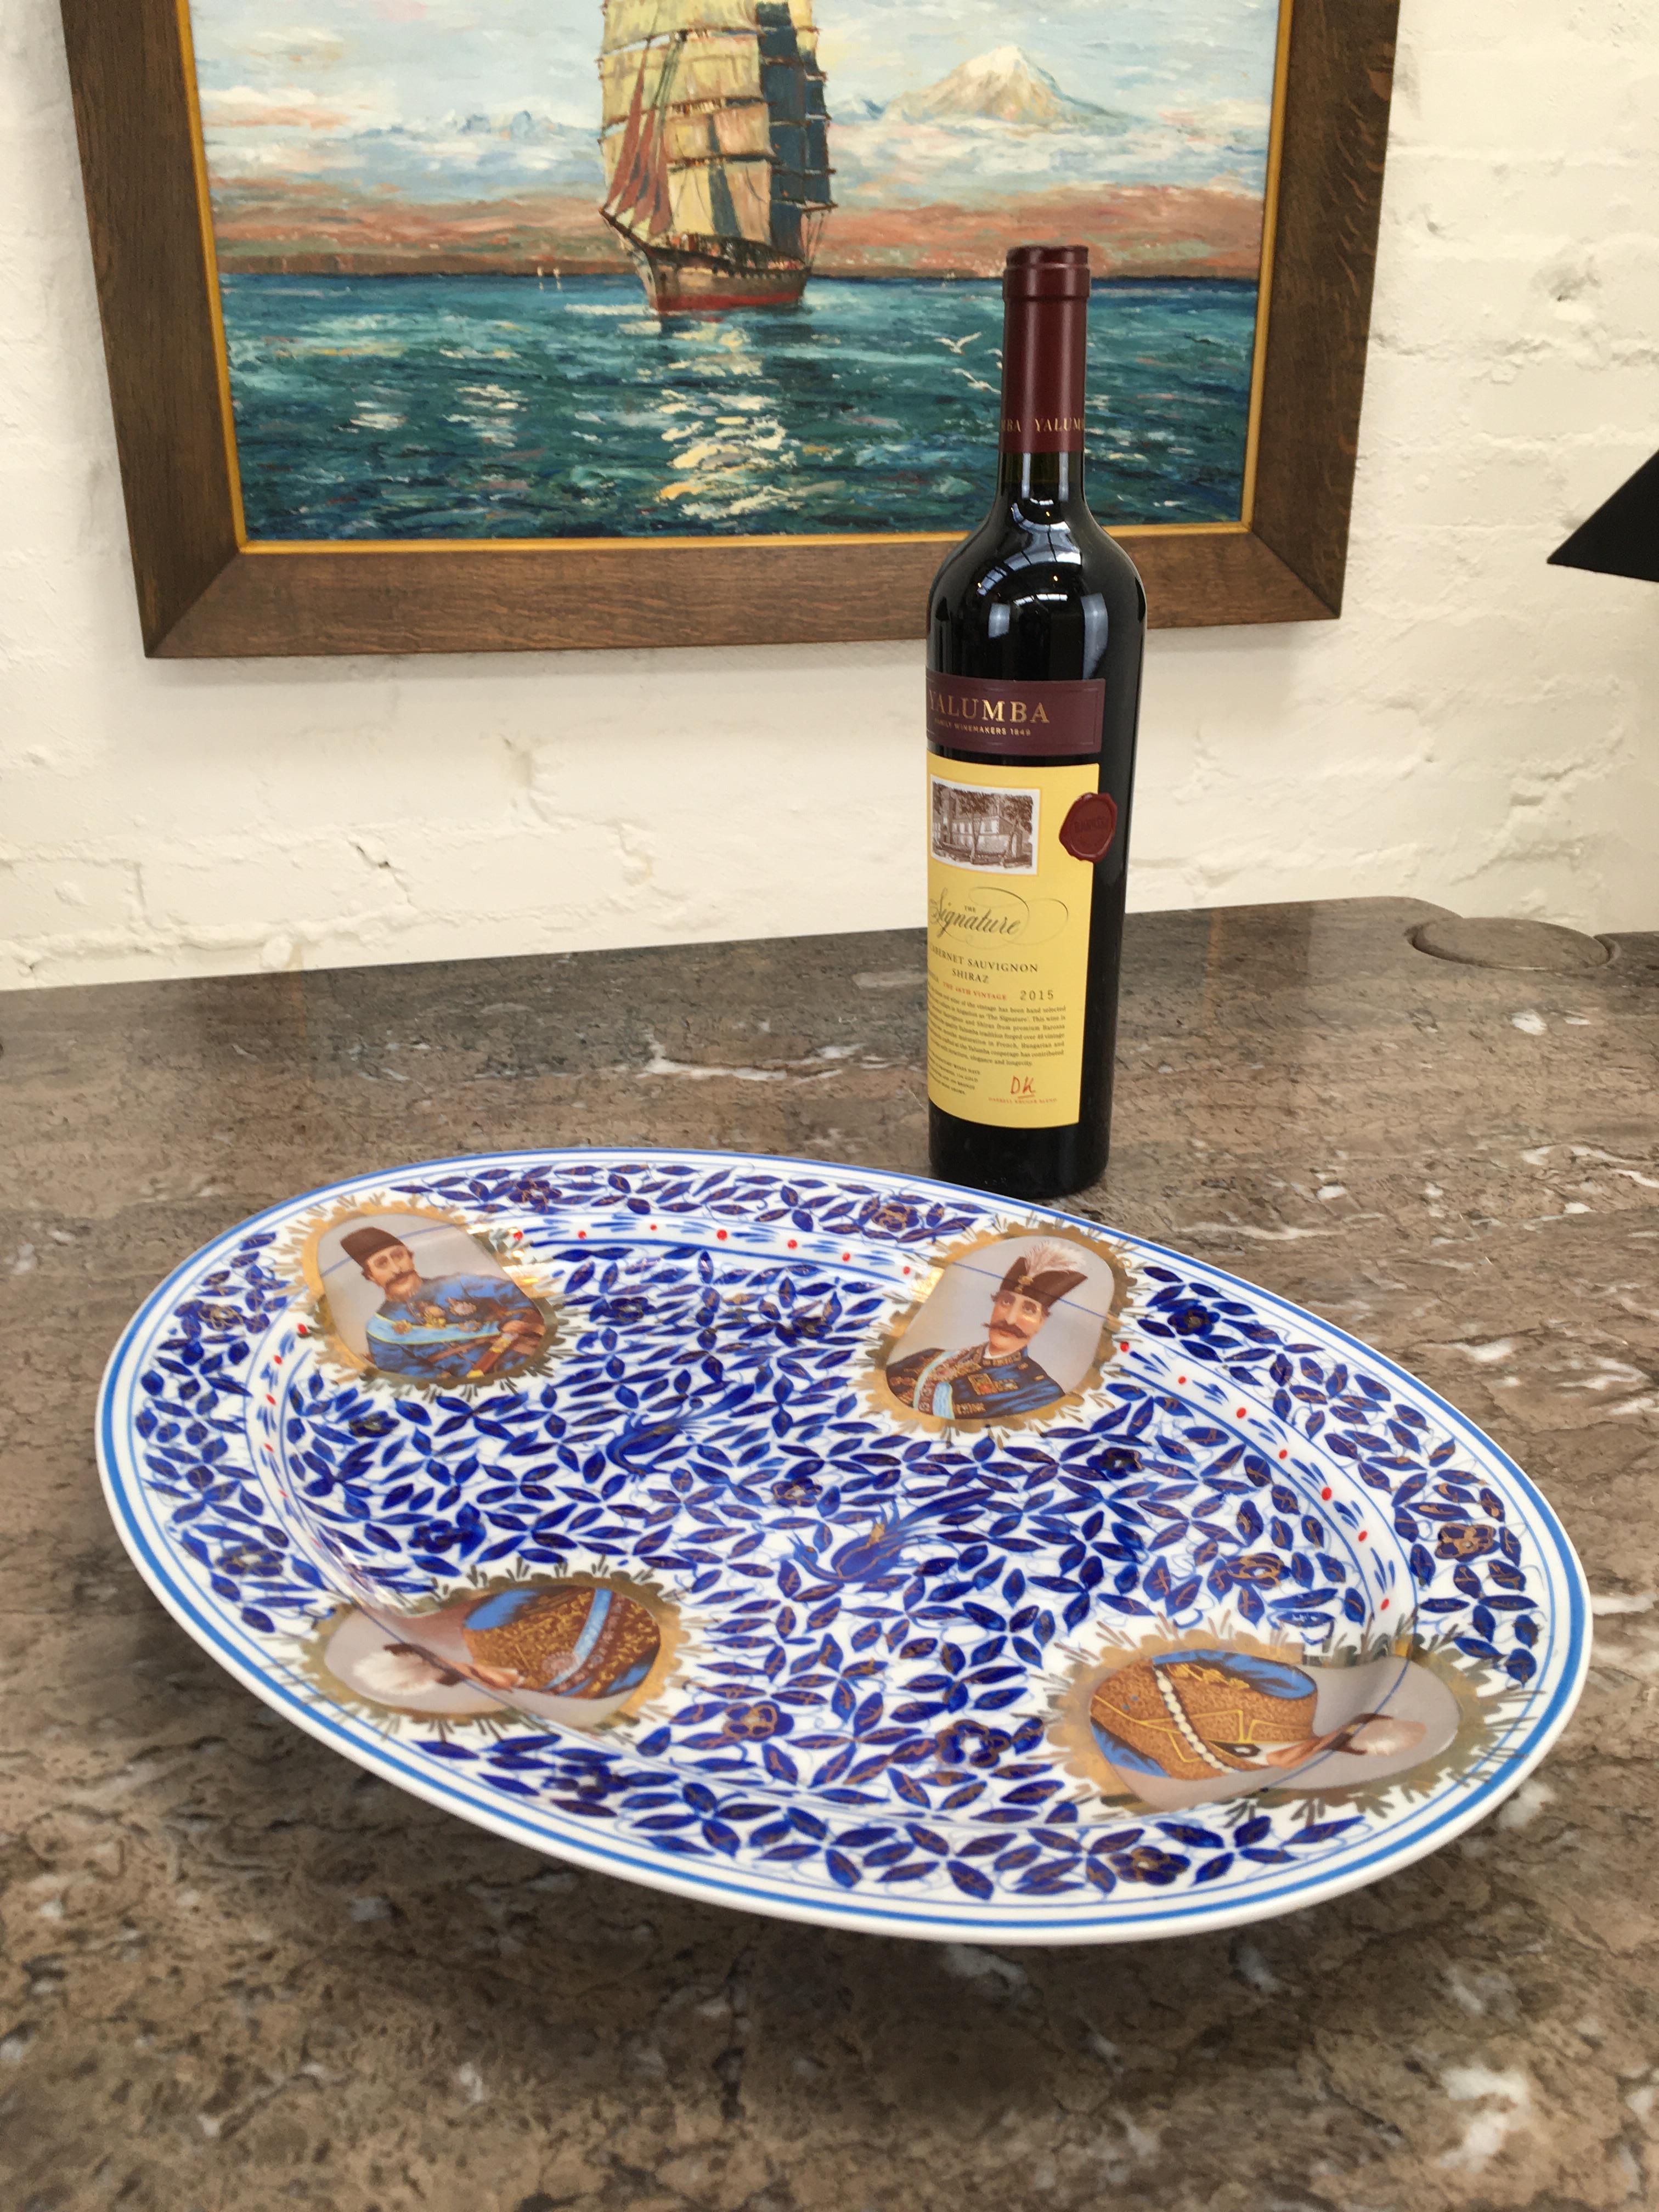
[1279,1450,1289,1461]
[578,1229,587,1238]
[1321,1486,1331,1499]
[788,1239,797,1249]
[1120,1341,1128,1351]
[1358,1531,1369,1542]
[1381,1598,1391,1610]
[1235,1407,1246,1418]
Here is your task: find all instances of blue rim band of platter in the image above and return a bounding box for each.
[98,1146,1590,1944]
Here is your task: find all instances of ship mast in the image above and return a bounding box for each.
[758,1,833,263]
[598,0,833,272]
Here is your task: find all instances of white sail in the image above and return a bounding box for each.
[599,0,832,266]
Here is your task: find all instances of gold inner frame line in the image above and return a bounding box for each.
[180,0,1294,558]
[177,0,247,545]
[243,521,1252,556]
[1239,0,1294,535]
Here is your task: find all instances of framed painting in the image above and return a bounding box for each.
[60,0,1398,657]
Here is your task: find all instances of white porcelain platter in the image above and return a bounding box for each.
[98,1148,1588,1944]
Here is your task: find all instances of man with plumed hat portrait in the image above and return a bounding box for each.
[333,1218,545,1381]
[885,1239,1091,1420]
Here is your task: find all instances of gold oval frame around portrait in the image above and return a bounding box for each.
[861,1219,1138,1436]
[276,1192,572,1395]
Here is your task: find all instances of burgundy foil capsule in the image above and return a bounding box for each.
[1000,242,1091,456]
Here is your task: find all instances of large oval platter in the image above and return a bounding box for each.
[99,1149,1588,1944]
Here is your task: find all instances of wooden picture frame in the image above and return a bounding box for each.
[59,0,1398,658]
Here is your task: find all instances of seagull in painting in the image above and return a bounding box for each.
[936,330,983,356]
[951,367,997,393]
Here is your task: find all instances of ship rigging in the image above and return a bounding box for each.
[598,0,833,314]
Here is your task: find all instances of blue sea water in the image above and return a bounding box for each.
[218,272,1256,540]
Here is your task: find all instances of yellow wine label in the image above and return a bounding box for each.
[926,751,1102,1129]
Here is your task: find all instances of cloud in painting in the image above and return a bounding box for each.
[201,60,1267,206]
[206,102,603,189]
[820,0,1280,117]
[1160,96,1274,141]
[201,82,383,132]
[830,47,1269,208]
[244,25,347,67]
[191,0,1278,202]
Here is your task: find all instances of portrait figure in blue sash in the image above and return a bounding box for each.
[885,1238,1107,1423]
[330,1217,547,1383]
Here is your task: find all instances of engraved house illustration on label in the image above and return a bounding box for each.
[930,777,1039,874]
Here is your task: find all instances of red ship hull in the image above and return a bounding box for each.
[633,246,808,316]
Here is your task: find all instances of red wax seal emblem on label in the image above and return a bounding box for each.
[1058,791,1118,862]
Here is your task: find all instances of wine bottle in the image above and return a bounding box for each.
[924,242,1146,1201]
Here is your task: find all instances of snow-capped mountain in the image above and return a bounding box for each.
[885,46,1122,129]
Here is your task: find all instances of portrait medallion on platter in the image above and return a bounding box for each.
[1042,1622,1497,1823]
[283,1194,570,1394]
[302,1570,685,1736]
[871,1224,1132,1432]
[100,1148,1588,1944]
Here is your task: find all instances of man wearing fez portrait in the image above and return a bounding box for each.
[885,1240,1089,1420]
[339,1222,545,1382]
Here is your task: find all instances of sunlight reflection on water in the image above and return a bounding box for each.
[221,272,1256,539]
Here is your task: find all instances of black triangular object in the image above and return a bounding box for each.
[1549,448,1659,582]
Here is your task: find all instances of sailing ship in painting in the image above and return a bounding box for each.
[599,0,833,313]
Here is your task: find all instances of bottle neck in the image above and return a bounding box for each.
[996,449,1085,507]
[997,280,1090,514]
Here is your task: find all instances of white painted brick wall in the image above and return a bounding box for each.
[1,0,1655,988]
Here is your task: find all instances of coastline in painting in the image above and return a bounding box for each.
[190,0,1280,537]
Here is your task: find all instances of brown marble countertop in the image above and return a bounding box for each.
[3,896,1657,2212]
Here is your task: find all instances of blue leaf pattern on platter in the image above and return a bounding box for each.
[102,1148,1586,1939]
